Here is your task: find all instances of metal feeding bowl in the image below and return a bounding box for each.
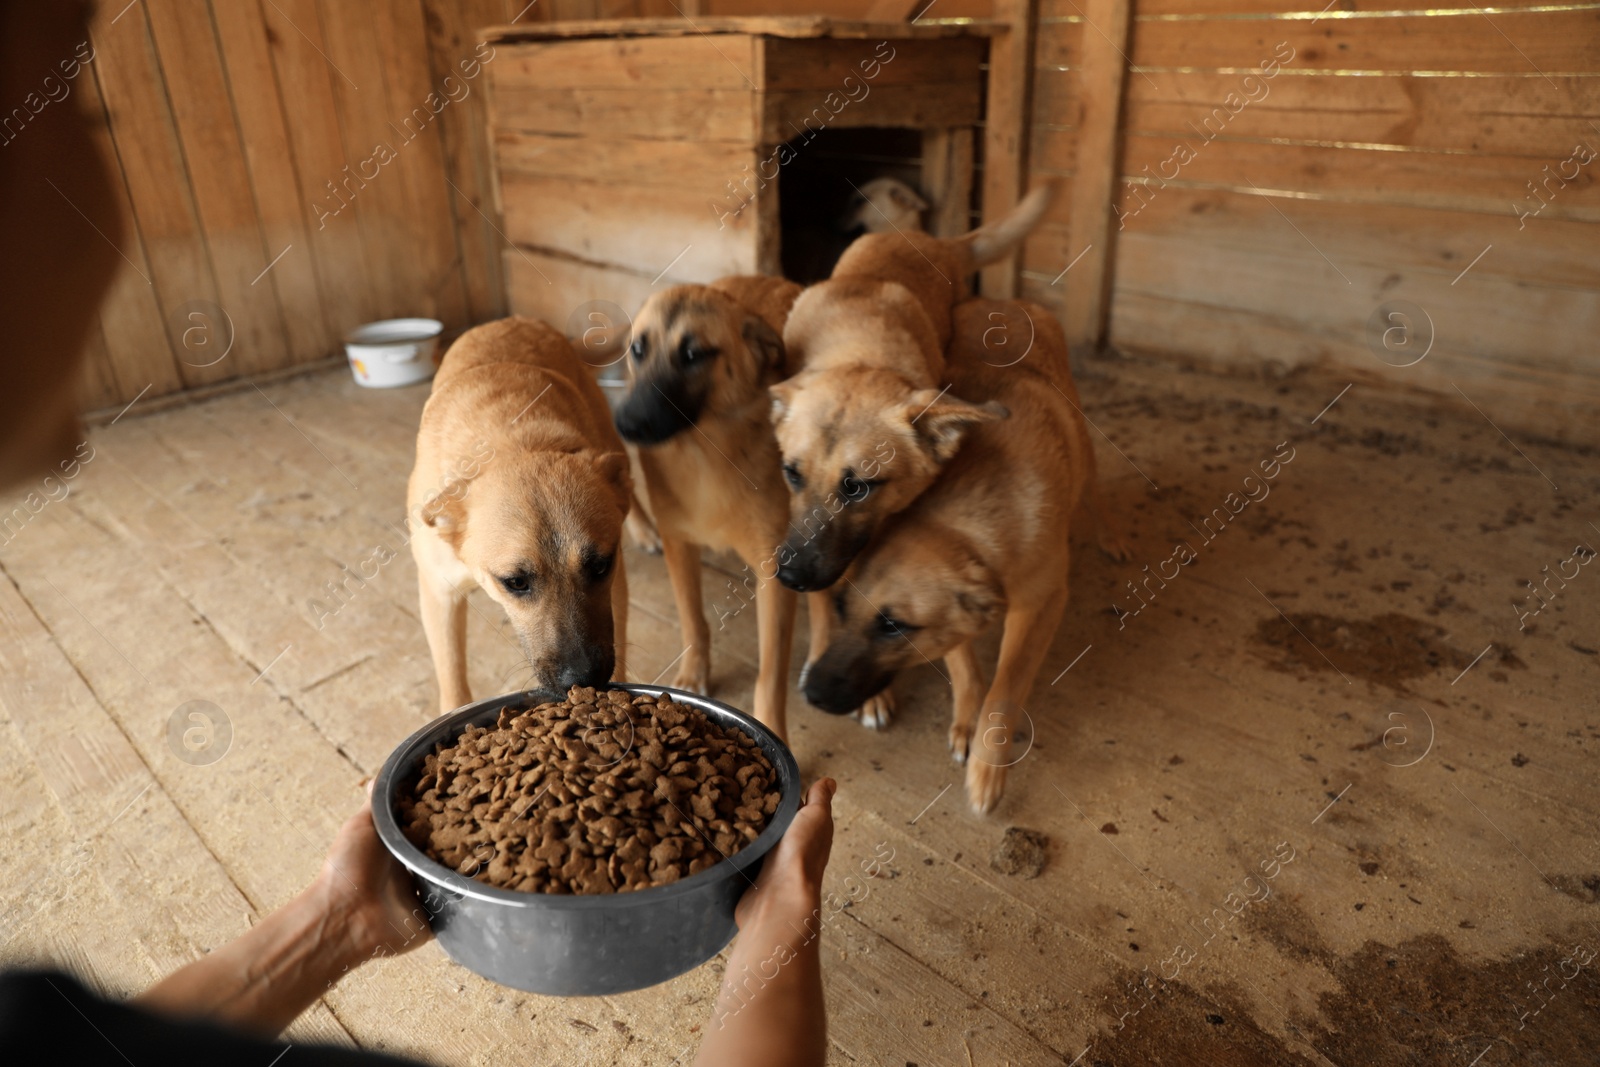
[371,684,801,996]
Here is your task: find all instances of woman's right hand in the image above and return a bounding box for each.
[735,778,836,934]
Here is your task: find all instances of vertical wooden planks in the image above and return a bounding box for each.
[369,0,472,328]
[87,0,229,388]
[75,36,183,402]
[922,126,975,237]
[144,0,290,379]
[979,0,1038,298]
[314,0,415,323]
[66,0,556,412]
[1060,0,1129,352]
[419,0,520,324]
[208,0,336,365]
[259,0,381,337]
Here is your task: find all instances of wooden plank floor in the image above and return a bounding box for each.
[2,356,1597,1066]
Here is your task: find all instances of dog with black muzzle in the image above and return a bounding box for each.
[770,185,1055,727]
[613,275,820,742]
[409,318,632,714]
[801,298,1126,813]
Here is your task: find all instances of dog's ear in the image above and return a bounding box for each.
[889,182,929,214]
[902,390,1009,463]
[951,551,1005,630]
[769,379,798,426]
[420,489,468,549]
[593,451,632,514]
[741,314,786,378]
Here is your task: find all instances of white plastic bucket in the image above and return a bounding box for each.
[344,318,444,388]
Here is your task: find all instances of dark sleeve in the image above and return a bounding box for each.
[0,969,431,1066]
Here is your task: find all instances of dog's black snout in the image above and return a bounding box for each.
[802,659,889,715]
[554,648,614,690]
[804,681,860,715]
[776,559,819,592]
[614,403,686,446]
[613,383,699,446]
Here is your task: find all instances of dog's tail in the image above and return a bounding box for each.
[959,184,1056,269]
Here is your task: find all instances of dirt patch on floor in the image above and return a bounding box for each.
[1253,612,1523,692]
[1304,933,1600,1066]
[1078,931,1600,1067]
[991,827,1050,878]
[1081,979,1318,1067]
[1551,873,1600,904]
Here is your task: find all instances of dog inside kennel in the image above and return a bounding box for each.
[1,1,1595,1064]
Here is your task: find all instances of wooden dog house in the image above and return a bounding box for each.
[480,17,993,344]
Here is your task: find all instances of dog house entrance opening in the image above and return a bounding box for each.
[777,127,927,284]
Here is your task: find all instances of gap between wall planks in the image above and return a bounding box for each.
[73,0,525,413]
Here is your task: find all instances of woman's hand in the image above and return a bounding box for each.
[695,778,836,1067]
[311,792,433,963]
[734,777,836,935]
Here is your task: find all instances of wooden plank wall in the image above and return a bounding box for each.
[72,0,533,412]
[1020,0,1600,444]
[74,0,1597,441]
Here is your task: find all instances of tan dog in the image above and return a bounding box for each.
[613,276,822,741]
[409,318,632,714]
[770,185,1054,726]
[800,298,1125,813]
[770,185,1054,595]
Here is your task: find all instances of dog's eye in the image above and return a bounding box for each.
[629,338,646,362]
[585,553,614,582]
[875,613,919,638]
[782,462,804,491]
[832,588,848,620]
[498,573,532,596]
[679,338,716,364]
[839,473,881,501]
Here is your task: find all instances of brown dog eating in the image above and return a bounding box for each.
[613,276,818,741]
[800,298,1123,813]
[408,318,632,714]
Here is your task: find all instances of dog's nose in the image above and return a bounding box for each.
[613,395,693,445]
[775,560,818,592]
[802,670,867,715]
[554,652,614,691]
[612,406,655,444]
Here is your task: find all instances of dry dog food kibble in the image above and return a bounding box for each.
[398,687,781,894]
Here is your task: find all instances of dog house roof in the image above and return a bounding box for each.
[481,16,994,44]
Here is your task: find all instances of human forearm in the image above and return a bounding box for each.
[134,798,430,1037]
[695,889,828,1067]
[134,880,367,1037]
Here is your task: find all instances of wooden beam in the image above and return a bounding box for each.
[978,0,1036,298]
[1062,0,1132,352]
[921,126,975,238]
[864,0,927,19]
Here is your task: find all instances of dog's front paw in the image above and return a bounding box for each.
[671,647,710,695]
[852,688,895,730]
[949,720,974,763]
[965,758,1007,815]
[798,657,818,694]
